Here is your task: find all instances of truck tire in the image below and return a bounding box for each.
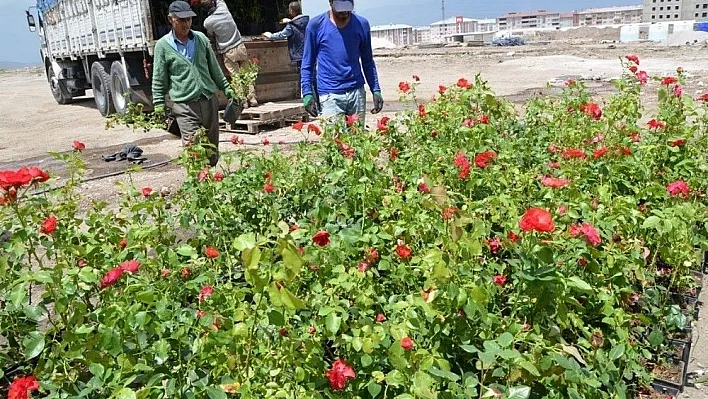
[91,61,115,117]
[47,65,73,105]
[110,61,131,115]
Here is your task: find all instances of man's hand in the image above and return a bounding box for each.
[263,32,273,39]
[153,104,166,116]
[372,91,384,114]
[224,87,236,100]
[303,94,319,117]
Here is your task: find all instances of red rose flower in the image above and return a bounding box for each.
[27,167,50,184]
[263,183,274,193]
[366,248,379,262]
[667,180,690,198]
[629,65,638,73]
[120,260,140,274]
[395,240,412,259]
[198,168,210,182]
[73,140,85,151]
[142,187,153,197]
[377,116,390,133]
[625,54,640,65]
[101,267,124,289]
[454,151,471,179]
[698,93,708,102]
[389,147,399,161]
[647,119,666,130]
[636,70,648,84]
[345,114,360,127]
[661,76,678,85]
[474,151,497,168]
[376,313,386,323]
[8,375,40,399]
[593,147,609,159]
[313,230,330,247]
[40,215,57,235]
[488,237,502,254]
[199,285,213,303]
[442,207,457,221]
[119,238,128,249]
[619,146,633,155]
[438,85,447,94]
[357,262,369,272]
[401,336,414,351]
[580,103,602,120]
[230,135,240,145]
[562,148,586,160]
[669,139,686,147]
[418,182,430,193]
[307,124,322,135]
[540,176,571,188]
[418,104,426,118]
[493,274,507,287]
[262,137,270,145]
[457,78,471,89]
[673,85,683,97]
[507,231,520,243]
[519,208,555,233]
[326,359,356,391]
[205,246,220,258]
[398,81,411,93]
[477,115,490,124]
[213,172,225,181]
[161,268,170,278]
[570,223,602,246]
[181,267,191,278]
[461,118,475,128]
[292,121,304,131]
[77,259,88,268]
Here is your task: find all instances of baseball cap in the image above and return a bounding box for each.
[332,0,354,12]
[169,1,197,18]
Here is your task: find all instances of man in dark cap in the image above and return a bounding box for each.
[152,0,235,166]
[263,2,310,95]
[300,0,383,126]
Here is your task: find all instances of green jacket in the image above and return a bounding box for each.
[152,30,230,107]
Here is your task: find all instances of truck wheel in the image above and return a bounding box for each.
[91,61,115,117]
[110,61,132,115]
[47,65,73,104]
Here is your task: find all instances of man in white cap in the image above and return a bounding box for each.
[300,0,383,125]
[152,0,235,166]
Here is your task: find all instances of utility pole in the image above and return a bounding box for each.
[441,0,446,22]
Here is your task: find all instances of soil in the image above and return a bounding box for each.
[653,361,685,385]
[1,41,708,398]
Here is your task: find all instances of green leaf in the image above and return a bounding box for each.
[567,277,593,293]
[325,313,341,334]
[648,330,664,347]
[518,360,541,377]
[412,371,437,399]
[233,233,256,251]
[536,247,554,264]
[30,270,54,284]
[114,388,137,399]
[609,343,625,360]
[23,332,45,360]
[498,332,514,348]
[280,287,306,310]
[361,353,373,367]
[206,387,227,399]
[242,247,261,269]
[368,382,382,398]
[428,367,460,382]
[561,345,587,366]
[176,245,197,257]
[507,386,531,399]
[642,216,661,230]
[89,363,105,378]
[281,246,303,281]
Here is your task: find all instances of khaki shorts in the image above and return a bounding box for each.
[223,43,249,73]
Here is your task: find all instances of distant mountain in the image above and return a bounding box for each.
[357,0,642,27]
[0,60,41,70]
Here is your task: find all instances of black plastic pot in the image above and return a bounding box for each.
[653,357,687,393]
[651,381,680,397]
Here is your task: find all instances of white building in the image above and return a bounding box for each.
[497,10,562,30]
[576,5,644,26]
[413,26,432,44]
[643,0,708,22]
[430,17,478,42]
[370,24,414,47]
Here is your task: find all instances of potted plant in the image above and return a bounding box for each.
[226,57,260,123]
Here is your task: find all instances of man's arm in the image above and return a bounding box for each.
[269,24,293,41]
[300,19,317,96]
[202,34,231,93]
[359,18,381,93]
[151,41,169,108]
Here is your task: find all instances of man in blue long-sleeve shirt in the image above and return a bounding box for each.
[300,0,383,125]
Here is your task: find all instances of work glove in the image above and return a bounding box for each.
[372,91,384,114]
[263,32,273,39]
[303,94,319,117]
[224,87,237,101]
[153,104,165,116]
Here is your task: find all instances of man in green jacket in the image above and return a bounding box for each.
[152,0,236,167]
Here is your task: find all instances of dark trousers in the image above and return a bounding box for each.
[172,95,220,167]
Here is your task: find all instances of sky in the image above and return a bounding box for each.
[2,0,641,65]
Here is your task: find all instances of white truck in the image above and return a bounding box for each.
[25,0,297,117]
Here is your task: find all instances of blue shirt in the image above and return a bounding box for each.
[300,12,381,96]
[169,30,196,63]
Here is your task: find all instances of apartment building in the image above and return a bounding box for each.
[413,26,432,44]
[429,17,479,41]
[497,10,562,30]
[643,0,708,21]
[577,5,644,25]
[370,24,415,47]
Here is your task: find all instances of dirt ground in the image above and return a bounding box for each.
[1,41,708,398]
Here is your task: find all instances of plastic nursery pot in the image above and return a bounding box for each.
[668,339,691,386]
[650,381,680,398]
[651,358,687,392]
[668,327,693,345]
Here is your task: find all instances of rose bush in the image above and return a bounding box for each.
[1,58,707,399]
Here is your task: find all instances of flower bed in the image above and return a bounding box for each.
[1,55,707,398]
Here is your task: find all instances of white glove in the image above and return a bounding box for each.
[263,32,273,39]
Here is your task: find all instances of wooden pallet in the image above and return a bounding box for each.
[219,101,307,134]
